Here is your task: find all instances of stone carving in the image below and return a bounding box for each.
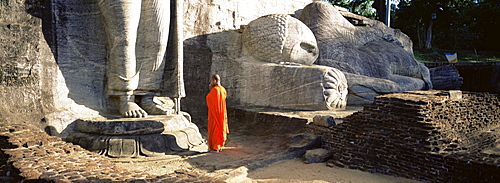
[242,14,319,65]
[2,0,317,134]
[298,2,433,105]
[68,114,206,158]
[428,64,463,90]
[97,0,184,118]
[210,14,348,110]
[67,0,208,157]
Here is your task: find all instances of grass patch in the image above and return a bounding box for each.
[414,48,500,63]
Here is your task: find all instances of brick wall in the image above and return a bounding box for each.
[307,90,500,182]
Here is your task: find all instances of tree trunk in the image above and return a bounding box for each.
[417,23,423,48]
[372,0,386,22]
[425,19,434,49]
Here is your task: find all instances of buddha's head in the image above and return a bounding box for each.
[242,14,319,65]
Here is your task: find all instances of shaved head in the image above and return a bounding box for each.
[211,74,221,82]
[209,74,221,89]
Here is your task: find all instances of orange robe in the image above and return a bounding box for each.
[206,85,229,151]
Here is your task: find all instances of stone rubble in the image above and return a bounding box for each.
[303,148,333,164]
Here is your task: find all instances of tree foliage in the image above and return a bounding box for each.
[394,0,500,51]
[322,0,499,52]
[324,0,377,19]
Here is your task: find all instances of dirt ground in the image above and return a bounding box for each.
[247,159,420,183]
[110,107,422,182]
[112,131,421,183]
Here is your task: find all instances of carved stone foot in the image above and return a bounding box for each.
[120,95,148,118]
[140,95,175,115]
[323,68,348,109]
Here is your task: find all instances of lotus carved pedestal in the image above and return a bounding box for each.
[67,114,208,158]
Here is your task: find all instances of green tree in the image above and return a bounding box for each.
[372,0,386,22]
[394,0,500,51]
[467,0,500,51]
[324,0,377,19]
[394,0,448,49]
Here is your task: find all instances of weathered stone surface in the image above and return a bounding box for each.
[97,0,186,118]
[303,148,333,164]
[313,115,336,127]
[181,0,316,123]
[209,18,348,110]
[217,58,347,110]
[1,0,103,137]
[298,2,432,105]
[343,72,407,104]
[444,90,462,101]
[76,115,191,135]
[428,64,463,90]
[67,114,207,158]
[0,0,58,129]
[1,0,316,137]
[242,14,318,65]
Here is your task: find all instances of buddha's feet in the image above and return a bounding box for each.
[119,96,148,118]
[323,68,348,109]
[140,95,175,115]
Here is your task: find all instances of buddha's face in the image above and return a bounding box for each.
[242,14,319,65]
[281,19,319,65]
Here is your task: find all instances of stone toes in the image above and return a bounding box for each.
[125,111,134,118]
[125,110,145,118]
[130,111,138,118]
[139,110,148,117]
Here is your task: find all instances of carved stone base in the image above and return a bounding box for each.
[67,114,208,158]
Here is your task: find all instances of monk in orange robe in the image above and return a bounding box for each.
[206,74,229,152]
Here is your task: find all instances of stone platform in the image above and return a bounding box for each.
[67,114,208,158]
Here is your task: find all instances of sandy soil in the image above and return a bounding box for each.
[247,159,420,183]
[114,154,420,183]
[113,134,421,183]
[113,107,422,182]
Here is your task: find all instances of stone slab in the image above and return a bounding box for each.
[76,114,192,135]
[68,124,207,157]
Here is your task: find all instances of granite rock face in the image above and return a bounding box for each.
[0,0,315,136]
[0,0,44,123]
[299,2,433,105]
[208,13,348,110]
[182,0,316,123]
[0,0,99,134]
